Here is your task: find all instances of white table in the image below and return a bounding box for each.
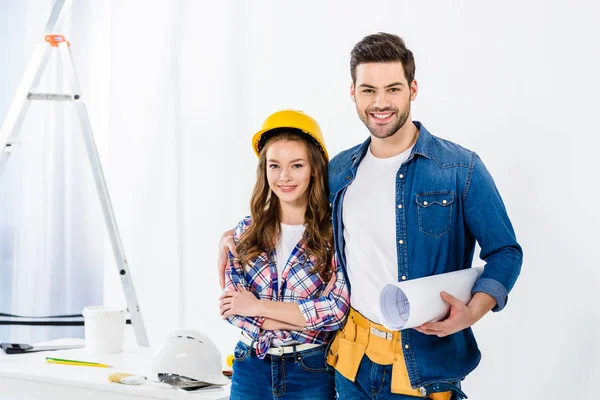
[0,339,230,400]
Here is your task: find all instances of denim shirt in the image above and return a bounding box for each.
[328,121,523,387]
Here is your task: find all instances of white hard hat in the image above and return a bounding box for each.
[151,329,230,387]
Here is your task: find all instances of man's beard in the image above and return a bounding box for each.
[358,103,410,139]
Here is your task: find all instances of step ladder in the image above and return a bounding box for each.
[0,0,150,347]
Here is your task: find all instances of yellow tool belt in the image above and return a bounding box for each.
[327,308,451,400]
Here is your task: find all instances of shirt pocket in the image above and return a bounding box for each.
[415,191,454,238]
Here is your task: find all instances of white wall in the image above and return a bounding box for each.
[101,0,240,349]
[2,0,599,398]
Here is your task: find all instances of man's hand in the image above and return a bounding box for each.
[414,291,496,337]
[217,229,236,289]
[219,285,261,319]
[322,269,337,296]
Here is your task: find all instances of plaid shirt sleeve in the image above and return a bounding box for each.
[224,219,265,339]
[297,253,350,331]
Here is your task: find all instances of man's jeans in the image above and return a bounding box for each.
[230,340,335,400]
[335,356,462,400]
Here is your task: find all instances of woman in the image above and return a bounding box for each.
[218,110,350,400]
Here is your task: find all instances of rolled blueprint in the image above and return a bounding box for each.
[378,266,484,331]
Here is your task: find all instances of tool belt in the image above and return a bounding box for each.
[326,307,452,400]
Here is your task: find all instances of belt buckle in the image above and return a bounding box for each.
[370,326,392,340]
[271,346,284,356]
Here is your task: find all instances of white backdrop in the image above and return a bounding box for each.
[1,1,599,399]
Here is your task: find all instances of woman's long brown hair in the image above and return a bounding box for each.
[237,130,333,282]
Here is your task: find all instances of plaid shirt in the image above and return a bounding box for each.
[225,216,350,359]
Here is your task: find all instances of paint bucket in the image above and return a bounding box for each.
[82,306,126,353]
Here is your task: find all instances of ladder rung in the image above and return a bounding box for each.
[27,93,75,101]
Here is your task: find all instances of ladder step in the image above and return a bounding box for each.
[27,93,75,101]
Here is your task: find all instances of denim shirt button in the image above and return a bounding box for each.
[399,174,404,179]
[404,344,409,349]
[399,240,404,245]
[401,275,407,280]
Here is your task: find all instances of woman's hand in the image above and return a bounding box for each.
[219,285,262,319]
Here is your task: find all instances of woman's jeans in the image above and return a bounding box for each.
[229,340,335,400]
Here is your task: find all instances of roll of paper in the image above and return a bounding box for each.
[378,267,484,331]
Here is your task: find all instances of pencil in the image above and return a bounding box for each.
[46,357,113,368]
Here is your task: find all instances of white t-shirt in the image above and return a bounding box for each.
[275,223,306,278]
[342,144,413,323]
[273,223,305,345]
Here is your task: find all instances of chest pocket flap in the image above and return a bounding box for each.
[415,192,455,208]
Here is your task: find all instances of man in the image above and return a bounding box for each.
[218,33,522,400]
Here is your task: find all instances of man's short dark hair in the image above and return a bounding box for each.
[350,32,416,85]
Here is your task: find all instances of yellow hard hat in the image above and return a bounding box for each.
[251,110,328,161]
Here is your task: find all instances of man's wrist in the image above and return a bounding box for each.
[220,235,232,250]
[468,292,496,321]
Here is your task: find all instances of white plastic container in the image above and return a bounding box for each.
[82,306,126,353]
